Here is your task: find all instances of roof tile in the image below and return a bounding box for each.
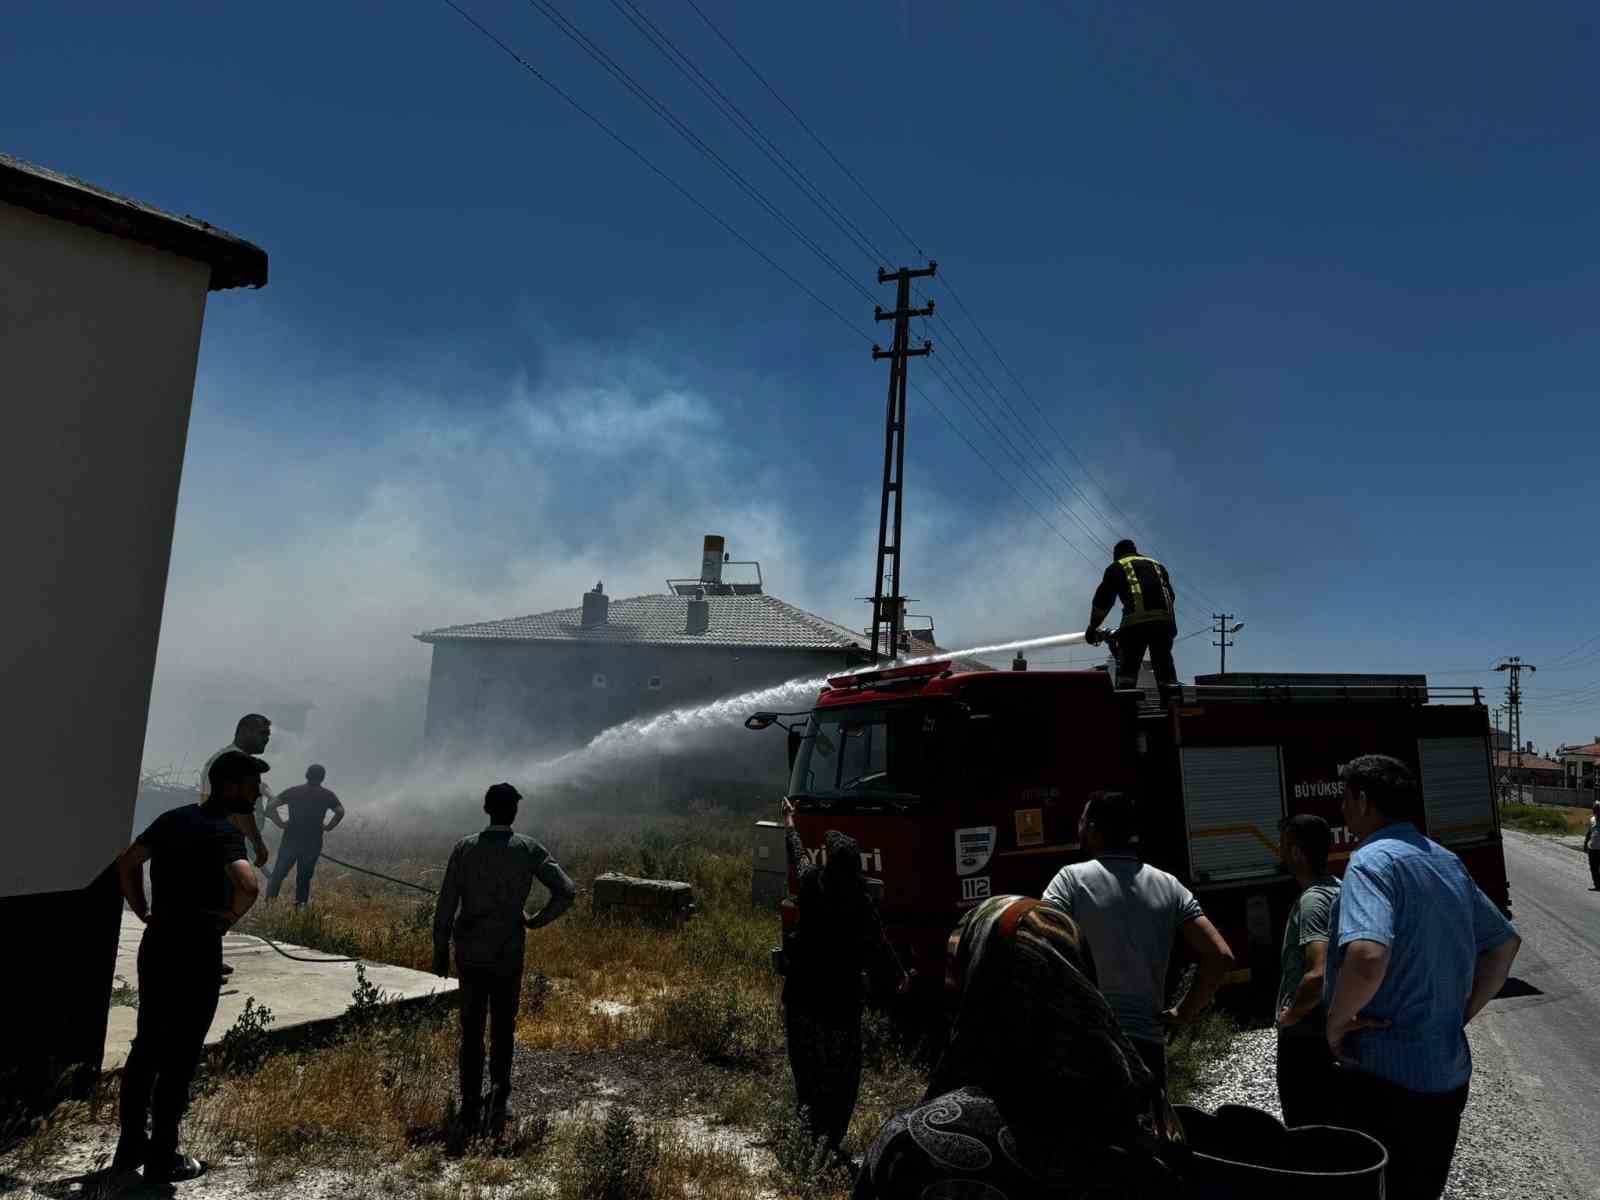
[416,592,867,652]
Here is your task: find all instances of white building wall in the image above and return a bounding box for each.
[0,201,211,898]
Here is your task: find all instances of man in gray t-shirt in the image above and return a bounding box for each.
[1043,791,1234,1088]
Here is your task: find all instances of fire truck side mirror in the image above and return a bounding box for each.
[745,713,777,731]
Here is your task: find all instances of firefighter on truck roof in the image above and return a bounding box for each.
[1084,539,1178,694]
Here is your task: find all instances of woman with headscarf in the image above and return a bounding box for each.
[854,894,1183,1199]
[781,798,909,1157]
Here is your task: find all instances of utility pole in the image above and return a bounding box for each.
[1212,613,1244,674]
[868,261,936,662]
[1494,657,1537,803]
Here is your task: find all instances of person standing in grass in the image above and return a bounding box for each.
[780,798,908,1160]
[265,763,344,905]
[112,750,265,1183]
[432,782,577,1136]
[1273,814,1342,1127]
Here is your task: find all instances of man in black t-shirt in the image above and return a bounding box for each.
[266,764,345,905]
[112,751,265,1183]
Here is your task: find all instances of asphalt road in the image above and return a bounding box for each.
[1468,831,1600,1199]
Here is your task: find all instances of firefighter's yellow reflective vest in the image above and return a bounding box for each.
[1116,554,1174,627]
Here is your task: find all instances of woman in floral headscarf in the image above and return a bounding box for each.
[781,799,908,1156]
[854,895,1181,1199]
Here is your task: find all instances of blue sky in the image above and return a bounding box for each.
[7,0,1600,757]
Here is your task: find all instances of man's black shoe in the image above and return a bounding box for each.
[145,1153,206,1182]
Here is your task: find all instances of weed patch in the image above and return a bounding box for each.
[216,996,276,1076]
[566,1107,660,1200]
[1501,802,1587,836]
[649,980,775,1069]
[1165,1010,1238,1104]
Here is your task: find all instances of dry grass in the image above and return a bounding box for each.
[1500,801,1591,836]
[6,805,1234,1199]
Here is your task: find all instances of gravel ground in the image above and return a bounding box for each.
[1187,1027,1579,1200]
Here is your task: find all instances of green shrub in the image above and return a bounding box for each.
[1165,1010,1237,1105]
[766,1094,852,1198]
[1501,802,1575,834]
[569,1107,659,1200]
[649,981,772,1067]
[217,997,276,1076]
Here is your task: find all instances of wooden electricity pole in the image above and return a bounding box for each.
[868,262,936,662]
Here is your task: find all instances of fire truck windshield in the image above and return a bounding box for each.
[788,703,932,805]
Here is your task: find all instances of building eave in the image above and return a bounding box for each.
[1,153,268,290]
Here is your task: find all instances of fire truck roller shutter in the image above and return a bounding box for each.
[1418,737,1497,846]
[1180,745,1286,882]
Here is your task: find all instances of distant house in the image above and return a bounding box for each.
[416,536,876,759]
[1556,738,1600,791]
[1494,749,1563,789]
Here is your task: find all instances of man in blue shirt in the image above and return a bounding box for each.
[1324,754,1521,1199]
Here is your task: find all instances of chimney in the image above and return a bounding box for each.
[685,594,710,635]
[700,534,726,585]
[581,581,608,628]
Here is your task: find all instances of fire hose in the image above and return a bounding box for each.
[233,853,440,965]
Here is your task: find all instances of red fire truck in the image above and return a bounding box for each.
[749,658,1509,1002]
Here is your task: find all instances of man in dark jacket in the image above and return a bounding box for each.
[1085,539,1178,692]
[112,750,265,1182]
[433,782,576,1134]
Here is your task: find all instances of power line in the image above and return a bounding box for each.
[909,379,1100,569]
[448,0,1227,617]
[921,355,1104,568]
[439,0,869,346]
[609,0,892,269]
[440,2,1121,575]
[925,335,1111,555]
[925,307,1115,548]
[626,0,1123,558]
[1542,630,1600,668]
[679,0,929,261]
[524,0,875,306]
[676,0,1235,611]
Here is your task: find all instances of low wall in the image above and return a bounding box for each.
[1506,784,1596,809]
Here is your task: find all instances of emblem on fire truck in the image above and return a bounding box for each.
[954,826,996,877]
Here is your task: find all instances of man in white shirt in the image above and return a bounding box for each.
[199,714,274,980]
[1043,790,1234,1090]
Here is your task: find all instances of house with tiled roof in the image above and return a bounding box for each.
[1556,737,1600,791]
[1493,749,1563,788]
[415,536,878,757]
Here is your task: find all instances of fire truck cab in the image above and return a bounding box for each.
[755,660,1507,1004]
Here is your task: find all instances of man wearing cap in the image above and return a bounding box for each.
[265,764,345,906]
[433,782,577,1135]
[112,750,266,1182]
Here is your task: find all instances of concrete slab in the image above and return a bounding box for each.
[104,911,457,1072]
